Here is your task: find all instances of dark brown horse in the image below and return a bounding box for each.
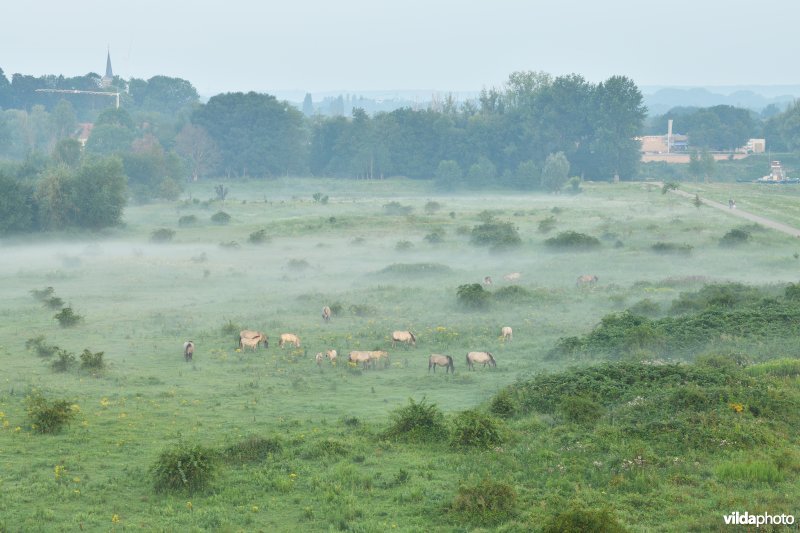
[428,354,454,373]
[183,341,195,362]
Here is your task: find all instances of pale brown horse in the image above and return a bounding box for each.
[240,336,262,351]
[279,333,301,348]
[428,354,454,373]
[183,341,195,362]
[316,349,337,365]
[239,330,268,349]
[322,306,331,322]
[348,350,373,369]
[369,350,390,369]
[576,274,599,288]
[501,326,513,342]
[391,330,416,348]
[503,272,521,282]
[466,351,496,370]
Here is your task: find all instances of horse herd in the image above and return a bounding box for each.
[182,307,513,374]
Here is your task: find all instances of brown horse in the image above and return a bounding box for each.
[316,349,337,365]
[183,341,194,362]
[240,336,261,351]
[322,306,331,322]
[501,326,513,342]
[428,354,454,373]
[348,350,373,369]
[466,351,496,370]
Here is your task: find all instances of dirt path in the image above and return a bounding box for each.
[667,186,800,238]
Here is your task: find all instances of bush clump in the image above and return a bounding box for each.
[537,215,557,233]
[493,285,532,303]
[395,240,413,251]
[450,410,504,448]
[286,258,310,271]
[559,395,604,426]
[26,392,76,434]
[150,228,175,243]
[30,286,55,301]
[374,263,452,277]
[450,478,517,526]
[79,349,105,371]
[151,441,218,494]
[51,348,77,372]
[541,505,629,533]
[457,283,491,311]
[210,211,231,225]
[248,229,271,244]
[45,296,65,309]
[720,228,750,246]
[651,242,693,255]
[222,435,281,464]
[178,215,198,227]
[383,398,448,442]
[469,221,521,250]
[383,201,413,215]
[25,336,59,358]
[544,231,601,249]
[54,307,82,327]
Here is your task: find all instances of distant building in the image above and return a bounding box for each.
[742,138,766,154]
[101,49,113,88]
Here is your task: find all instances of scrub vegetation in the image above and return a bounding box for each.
[1,180,800,531]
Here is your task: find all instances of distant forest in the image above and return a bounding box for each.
[1,66,800,205]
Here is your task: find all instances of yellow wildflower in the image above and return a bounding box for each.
[186,501,193,511]
[111,514,120,523]
[252,506,259,512]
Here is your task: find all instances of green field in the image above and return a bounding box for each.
[2,179,799,531]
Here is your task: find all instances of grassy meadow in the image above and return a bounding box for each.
[1,179,800,531]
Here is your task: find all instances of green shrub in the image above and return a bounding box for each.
[545,231,601,249]
[651,242,693,255]
[538,215,557,233]
[423,230,444,244]
[746,358,800,378]
[395,240,413,251]
[151,441,217,493]
[51,348,77,372]
[450,478,517,526]
[489,389,518,418]
[54,307,82,327]
[374,263,453,277]
[30,286,55,301]
[26,392,76,434]
[45,296,65,309]
[383,201,413,215]
[222,435,281,464]
[457,283,491,310]
[348,304,377,317]
[469,221,521,250]
[178,214,198,227]
[383,398,448,442]
[541,505,629,533]
[150,228,175,243]
[450,410,504,448]
[248,229,271,244]
[661,181,678,194]
[329,302,344,316]
[79,349,105,371]
[559,395,604,426]
[286,258,310,271]
[720,228,750,246]
[424,201,442,214]
[628,298,661,316]
[218,240,239,249]
[25,336,59,358]
[211,211,231,225]
[312,192,329,204]
[493,285,532,303]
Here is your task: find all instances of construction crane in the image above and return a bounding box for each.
[35,88,120,109]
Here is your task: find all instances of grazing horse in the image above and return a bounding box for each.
[466,351,496,370]
[279,333,301,348]
[348,350,373,369]
[483,276,493,286]
[239,330,268,349]
[322,306,331,322]
[240,336,262,351]
[576,274,599,288]
[428,354,454,373]
[183,341,194,362]
[391,330,416,348]
[501,326,513,342]
[316,349,337,366]
[503,272,521,283]
[369,350,390,369]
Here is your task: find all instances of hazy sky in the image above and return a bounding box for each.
[3,0,798,98]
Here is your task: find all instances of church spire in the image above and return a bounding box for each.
[102,47,113,87]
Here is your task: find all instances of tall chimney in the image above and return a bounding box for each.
[667,119,673,154]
